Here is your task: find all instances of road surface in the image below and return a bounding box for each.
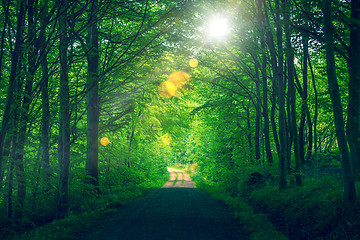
[79,168,249,240]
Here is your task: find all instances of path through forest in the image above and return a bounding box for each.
[78,168,249,240]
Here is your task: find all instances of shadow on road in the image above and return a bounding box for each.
[79,169,249,240]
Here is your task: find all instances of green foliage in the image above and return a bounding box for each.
[190,165,288,240]
[11,178,167,240]
[248,177,360,240]
[0,0,358,238]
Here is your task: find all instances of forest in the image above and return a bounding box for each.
[0,0,360,239]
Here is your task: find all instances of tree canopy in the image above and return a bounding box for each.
[0,0,360,237]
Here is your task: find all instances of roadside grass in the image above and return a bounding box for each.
[186,162,360,240]
[9,176,168,240]
[195,180,288,240]
[183,164,287,240]
[249,177,360,240]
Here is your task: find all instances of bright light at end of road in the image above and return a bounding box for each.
[207,17,231,41]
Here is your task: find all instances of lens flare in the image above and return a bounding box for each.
[158,71,190,98]
[158,81,176,98]
[100,137,109,146]
[167,71,190,88]
[189,59,198,68]
[161,133,172,145]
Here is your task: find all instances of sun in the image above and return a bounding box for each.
[207,17,231,41]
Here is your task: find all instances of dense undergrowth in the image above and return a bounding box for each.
[1,166,169,240]
[179,156,360,240]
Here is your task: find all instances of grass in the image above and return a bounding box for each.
[186,161,360,240]
[9,177,168,240]
[195,180,288,240]
[249,178,360,240]
[178,163,288,240]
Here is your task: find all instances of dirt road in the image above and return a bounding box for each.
[79,168,248,240]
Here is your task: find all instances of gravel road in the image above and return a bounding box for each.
[79,168,249,240]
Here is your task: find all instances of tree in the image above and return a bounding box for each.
[283,0,301,185]
[263,0,287,188]
[57,0,71,216]
[39,0,51,186]
[347,0,360,179]
[85,0,100,190]
[323,0,356,205]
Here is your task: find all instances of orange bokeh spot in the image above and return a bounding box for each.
[158,81,176,98]
[189,59,198,68]
[100,137,109,146]
[167,71,190,89]
[158,71,190,98]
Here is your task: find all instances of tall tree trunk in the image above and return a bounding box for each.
[270,87,280,157]
[254,61,261,162]
[347,0,360,179]
[128,110,142,168]
[7,120,18,219]
[57,0,71,216]
[260,43,273,164]
[245,100,254,159]
[8,54,24,219]
[13,0,38,219]
[323,0,356,205]
[284,0,301,185]
[0,0,25,188]
[39,0,51,187]
[309,56,318,176]
[86,0,100,189]
[257,0,273,164]
[0,0,11,88]
[298,34,309,165]
[306,108,313,161]
[264,0,287,188]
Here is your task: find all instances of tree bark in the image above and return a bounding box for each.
[12,0,39,220]
[86,0,100,189]
[284,0,301,185]
[257,0,273,164]
[57,0,71,216]
[260,45,273,164]
[347,0,360,179]
[39,0,51,186]
[323,0,356,205]
[309,55,318,176]
[255,62,261,162]
[264,0,287,188]
[0,0,25,188]
[298,37,308,165]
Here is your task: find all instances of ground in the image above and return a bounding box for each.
[78,168,249,240]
